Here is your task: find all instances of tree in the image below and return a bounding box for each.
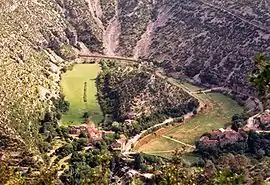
[55,112,62,120]
[55,143,74,158]
[231,113,247,131]
[212,169,244,185]
[60,150,112,185]
[39,141,52,153]
[79,132,87,138]
[134,153,144,170]
[131,178,144,185]
[154,151,248,185]
[43,112,53,123]
[83,112,90,119]
[75,138,87,151]
[56,126,70,139]
[111,121,120,132]
[250,53,270,95]
[54,95,70,113]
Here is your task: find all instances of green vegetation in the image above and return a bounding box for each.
[97,60,198,137]
[153,151,270,185]
[251,53,270,108]
[138,137,183,154]
[58,44,77,60]
[137,90,244,154]
[165,93,243,143]
[61,64,103,125]
[60,147,112,185]
[251,53,270,94]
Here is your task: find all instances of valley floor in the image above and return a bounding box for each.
[59,58,244,159]
[60,63,103,125]
[134,83,244,158]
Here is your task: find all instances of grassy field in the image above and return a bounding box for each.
[136,89,244,155]
[60,64,103,125]
[164,93,244,144]
[138,137,184,153]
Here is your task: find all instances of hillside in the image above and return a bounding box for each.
[96,61,199,135]
[0,0,103,158]
[0,0,269,184]
[1,0,269,153]
[102,0,270,99]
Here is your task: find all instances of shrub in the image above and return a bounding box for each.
[83,112,90,119]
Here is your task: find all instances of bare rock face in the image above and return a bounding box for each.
[55,0,104,52]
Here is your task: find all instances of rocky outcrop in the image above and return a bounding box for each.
[116,0,155,56]
[55,0,103,52]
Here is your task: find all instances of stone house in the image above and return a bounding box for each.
[111,135,127,151]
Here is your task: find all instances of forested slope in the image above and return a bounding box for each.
[96,61,199,136]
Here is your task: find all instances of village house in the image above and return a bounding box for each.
[69,121,116,143]
[199,136,219,147]
[111,135,127,151]
[86,123,103,142]
[260,110,270,130]
[198,128,246,148]
[68,125,86,135]
[245,110,270,131]
[243,110,270,131]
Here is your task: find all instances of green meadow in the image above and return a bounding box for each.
[60,64,103,125]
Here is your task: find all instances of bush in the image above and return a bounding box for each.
[61,66,68,73]
[53,95,70,113]
[79,132,88,138]
[55,112,62,120]
[39,142,52,153]
[55,144,74,159]
[58,44,77,60]
[74,138,88,151]
[83,112,90,119]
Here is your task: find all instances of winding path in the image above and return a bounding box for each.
[123,118,174,153]
[161,135,195,149]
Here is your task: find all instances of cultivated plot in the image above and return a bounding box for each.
[60,64,103,125]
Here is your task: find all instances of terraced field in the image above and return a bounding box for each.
[135,86,244,157]
[60,64,103,125]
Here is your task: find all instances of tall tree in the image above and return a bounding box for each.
[251,53,270,95]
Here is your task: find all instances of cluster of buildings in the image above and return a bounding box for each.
[198,128,247,148]
[244,110,270,131]
[68,122,127,151]
[198,110,270,149]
